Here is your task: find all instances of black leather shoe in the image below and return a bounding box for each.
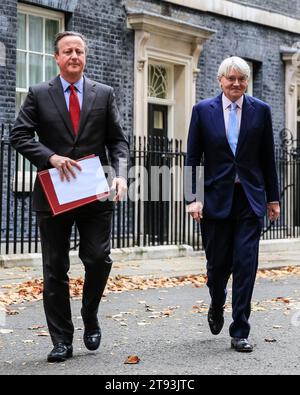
[83,328,102,351]
[231,338,253,353]
[208,305,224,335]
[47,343,73,363]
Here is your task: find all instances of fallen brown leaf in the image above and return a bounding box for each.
[28,325,45,331]
[1,266,300,307]
[5,308,19,316]
[272,297,291,304]
[124,355,140,364]
[37,331,50,337]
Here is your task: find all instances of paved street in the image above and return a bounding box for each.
[1,266,300,375]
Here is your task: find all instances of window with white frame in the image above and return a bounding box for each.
[16,4,64,113]
[148,63,174,103]
[15,5,64,191]
[147,62,175,139]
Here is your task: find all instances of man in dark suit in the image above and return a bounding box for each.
[10,32,129,362]
[186,56,280,352]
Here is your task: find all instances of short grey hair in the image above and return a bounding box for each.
[54,31,88,55]
[218,56,251,80]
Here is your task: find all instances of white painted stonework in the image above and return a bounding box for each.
[164,0,300,34]
[127,12,214,142]
[282,48,300,138]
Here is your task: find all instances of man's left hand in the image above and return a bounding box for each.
[267,202,280,222]
[111,177,128,202]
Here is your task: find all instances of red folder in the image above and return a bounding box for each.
[38,155,111,216]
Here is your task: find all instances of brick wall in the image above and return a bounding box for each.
[19,0,78,12]
[0,0,17,125]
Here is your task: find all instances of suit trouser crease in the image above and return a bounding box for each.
[201,220,233,309]
[77,210,113,325]
[38,205,113,345]
[230,218,262,338]
[201,185,263,339]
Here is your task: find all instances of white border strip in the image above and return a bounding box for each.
[164,0,300,34]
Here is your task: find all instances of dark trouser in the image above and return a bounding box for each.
[201,184,263,339]
[37,201,113,346]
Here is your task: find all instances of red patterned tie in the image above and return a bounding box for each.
[69,85,81,135]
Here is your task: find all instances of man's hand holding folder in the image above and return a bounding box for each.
[49,154,82,182]
[49,154,127,202]
[40,154,128,216]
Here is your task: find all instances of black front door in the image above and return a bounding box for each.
[145,104,170,244]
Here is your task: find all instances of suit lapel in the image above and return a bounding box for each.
[75,77,97,142]
[48,76,74,139]
[236,95,255,156]
[210,94,233,156]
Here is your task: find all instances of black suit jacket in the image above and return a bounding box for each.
[10,75,129,212]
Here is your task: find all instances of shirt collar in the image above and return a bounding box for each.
[60,75,84,93]
[222,93,244,110]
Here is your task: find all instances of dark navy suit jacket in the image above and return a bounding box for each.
[186,93,279,219]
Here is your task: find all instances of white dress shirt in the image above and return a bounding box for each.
[222,94,244,183]
[222,93,244,138]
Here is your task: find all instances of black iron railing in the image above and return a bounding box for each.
[261,129,300,240]
[0,124,299,255]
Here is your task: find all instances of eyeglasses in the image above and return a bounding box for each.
[225,76,248,83]
[62,49,85,57]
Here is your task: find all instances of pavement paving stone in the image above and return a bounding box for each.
[0,274,300,375]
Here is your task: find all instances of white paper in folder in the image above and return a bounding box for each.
[49,156,110,205]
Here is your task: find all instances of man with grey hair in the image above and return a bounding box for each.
[186,56,280,352]
[11,31,129,362]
